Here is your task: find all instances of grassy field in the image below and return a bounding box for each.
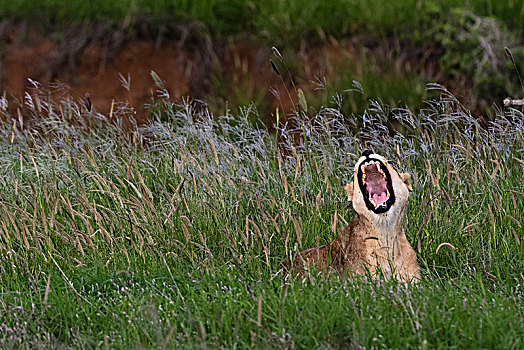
[0,81,522,348]
[2,0,524,41]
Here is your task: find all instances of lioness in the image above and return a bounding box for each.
[283,150,420,282]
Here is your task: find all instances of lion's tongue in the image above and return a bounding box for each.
[372,191,388,205]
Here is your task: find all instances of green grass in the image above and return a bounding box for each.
[211,49,430,117]
[1,0,524,42]
[306,61,430,114]
[0,82,522,348]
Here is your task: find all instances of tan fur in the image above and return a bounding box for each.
[283,154,420,283]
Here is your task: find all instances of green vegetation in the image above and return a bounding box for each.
[1,3,524,345]
[1,0,524,41]
[0,81,522,347]
[3,0,524,114]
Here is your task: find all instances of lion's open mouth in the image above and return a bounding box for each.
[361,161,390,208]
[357,158,396,213]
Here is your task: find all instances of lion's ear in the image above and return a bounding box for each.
[400,173,413,191]
[345,182,354,201]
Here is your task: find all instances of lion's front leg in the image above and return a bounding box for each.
[394,235,421,282]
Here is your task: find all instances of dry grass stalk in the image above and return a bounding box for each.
[436,242,456,254]
[503,97,524,106]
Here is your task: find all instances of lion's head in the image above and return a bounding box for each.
[345,150,412,226]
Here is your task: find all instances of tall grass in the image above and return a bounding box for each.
[2,0,524,42]
[0,81,522,348]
